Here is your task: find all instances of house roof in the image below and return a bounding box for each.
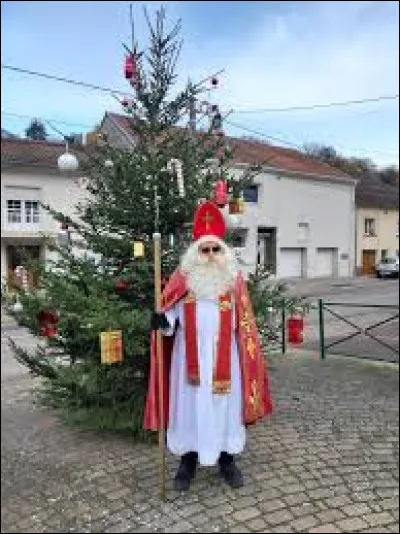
[1,138,83,169]
[355,178,399,210]
[105,111,354,183]
[1,129,18,139]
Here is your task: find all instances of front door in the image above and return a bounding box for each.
[257,228,277,275]
[362,249,376,276]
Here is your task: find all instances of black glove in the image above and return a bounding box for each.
[151,312,170,330]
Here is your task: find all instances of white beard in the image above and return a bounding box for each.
[180,237,238,300]
[186,263,235,300]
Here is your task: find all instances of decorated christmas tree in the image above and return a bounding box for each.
[6,6,308,439]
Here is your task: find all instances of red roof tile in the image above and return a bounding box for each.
[106,112,352,182]
[2,116,354,184]
[1,138,82,168]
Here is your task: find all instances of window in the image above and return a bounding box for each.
[381,257,397,264]
[297,221,310,242]
[364,218,376,236]
[231,229,247,248]
[243,185,258,203]
[25,201,39,223]
[381,249,388,260]
[7,200,22,223]
[7,199,39,224]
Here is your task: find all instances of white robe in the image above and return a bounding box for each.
[163,298,246,466]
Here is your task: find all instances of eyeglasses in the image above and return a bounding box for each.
[200,245,221,255]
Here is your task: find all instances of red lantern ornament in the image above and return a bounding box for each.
[37,309,59,338]
[287,316,304,345]
[124,54,134,79]
[214,179,228,207]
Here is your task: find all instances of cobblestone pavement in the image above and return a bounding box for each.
[1,321,399,533]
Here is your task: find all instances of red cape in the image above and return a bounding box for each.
[143,270,273,430]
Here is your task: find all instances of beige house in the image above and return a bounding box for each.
[355,179,399,275]
[1,138,84,289]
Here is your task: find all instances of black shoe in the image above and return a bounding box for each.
[173,452,197,491]
[219,453,244,488]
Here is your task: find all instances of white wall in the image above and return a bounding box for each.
[231,169,356,278]
[1,169,88,285]
[1,167,357,283]
[1,171,86,235]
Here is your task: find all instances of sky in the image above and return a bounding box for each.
[1,0,399,167]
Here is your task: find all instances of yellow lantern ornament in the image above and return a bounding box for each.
[100,330,123,364]
[229,197,245,215]
[132,240,145,258]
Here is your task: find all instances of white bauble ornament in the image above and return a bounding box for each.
[58,152,79,172]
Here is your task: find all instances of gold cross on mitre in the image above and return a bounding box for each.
[202,210,213,230]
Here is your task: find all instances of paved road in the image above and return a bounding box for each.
[1,314,399,533]
[286,278,399,363]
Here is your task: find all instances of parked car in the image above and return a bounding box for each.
[375,256,399,278]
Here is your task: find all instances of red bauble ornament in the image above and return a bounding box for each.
[37,309,59,338]
[115,280,130,291]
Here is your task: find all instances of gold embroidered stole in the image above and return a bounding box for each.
[184,292,233,393]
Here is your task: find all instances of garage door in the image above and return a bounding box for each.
[279,248,304,278]
[316,248,336,277]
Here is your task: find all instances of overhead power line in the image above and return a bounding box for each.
[1,110,94,129]
[1,64,131,97]
[225,119,399,160]
[2,109,398,161]
[225,118,304,150]
[231,95,399,114]
[2,63,398,114]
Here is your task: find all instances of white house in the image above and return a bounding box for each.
[1,119,358,285]
[100,112,358,279]
[1,138,84,289]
